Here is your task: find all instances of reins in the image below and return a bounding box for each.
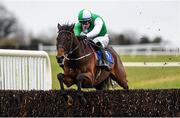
[57,30,95,61]
[64,52,94,61]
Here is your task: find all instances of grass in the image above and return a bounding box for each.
[49,54,180,90]
[126,67,180,89]
[120,55,180,62]
[49,55,63,89]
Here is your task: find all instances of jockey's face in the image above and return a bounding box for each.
[81,21,90,31]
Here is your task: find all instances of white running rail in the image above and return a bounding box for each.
[0,49,52,90]
[38,44,180,55]
[123,62,180,67]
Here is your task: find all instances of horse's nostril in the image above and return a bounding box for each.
[61,56,64,59]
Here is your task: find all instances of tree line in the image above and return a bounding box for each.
[0,3,162,50]
[109,30,162,45]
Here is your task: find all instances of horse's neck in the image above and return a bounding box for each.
[79,41,94,55]
[68,41,94,58]
[65,41,94,68]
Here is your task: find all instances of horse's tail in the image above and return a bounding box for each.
[102,77,112,90]
[96,75,118,90]
[95,77,110,90]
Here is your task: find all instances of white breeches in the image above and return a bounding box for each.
[92,34,109,48]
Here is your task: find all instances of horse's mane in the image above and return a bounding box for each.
[57,23,75,33]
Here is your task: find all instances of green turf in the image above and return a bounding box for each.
[49,55,63,89]
[126,67,180,89]
[120,55,180,62]
[49,54,180,90]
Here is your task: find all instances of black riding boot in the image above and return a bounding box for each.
[96,42,112,71]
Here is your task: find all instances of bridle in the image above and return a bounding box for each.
[56,30,94,63]
[57,30,79,55]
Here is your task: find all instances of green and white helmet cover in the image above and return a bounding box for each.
[78,9,92,22]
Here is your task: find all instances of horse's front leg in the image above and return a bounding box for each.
[76,74,87,105]
[57,73,68,101]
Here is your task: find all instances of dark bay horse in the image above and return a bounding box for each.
[56,23,128,103]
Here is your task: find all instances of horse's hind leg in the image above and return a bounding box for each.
[113,63,129,90]
[108,47,129,89]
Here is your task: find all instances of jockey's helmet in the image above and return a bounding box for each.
[78,9,92,24]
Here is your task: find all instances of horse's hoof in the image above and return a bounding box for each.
[67,95,73,107]
[80,97,87,105]
[60,90,66,95]
[57,73,64,80]
[60,90,68,101]
[77,92,87,105]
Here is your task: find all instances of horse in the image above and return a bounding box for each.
[56,23,128,104]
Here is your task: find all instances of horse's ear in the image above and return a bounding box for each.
[57,23,61,30]
[70,24,75,31]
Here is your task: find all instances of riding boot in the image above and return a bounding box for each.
[96,42,111,71]
[100,48,112,71]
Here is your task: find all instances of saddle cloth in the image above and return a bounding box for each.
[96,50,114,64]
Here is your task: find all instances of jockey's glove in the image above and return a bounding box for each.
[80,35,87,40]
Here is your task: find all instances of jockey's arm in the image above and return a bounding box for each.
[73,22,81,36]
[86,17,103,39]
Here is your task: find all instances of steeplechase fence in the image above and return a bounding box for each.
[0,89,179,117]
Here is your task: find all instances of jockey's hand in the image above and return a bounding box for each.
[80,35,87,40]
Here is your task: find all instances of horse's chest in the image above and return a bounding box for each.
[65,67,87,78]
[65,68,78,78]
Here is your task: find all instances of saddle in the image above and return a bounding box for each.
[84,38,114,69]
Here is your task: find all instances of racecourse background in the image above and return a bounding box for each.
[49,54,180,90]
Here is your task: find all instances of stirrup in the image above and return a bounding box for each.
[101,64,112,71]
[98,61,112,71]
[97,59,112,71]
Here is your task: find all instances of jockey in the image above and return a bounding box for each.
[74,9,111,71]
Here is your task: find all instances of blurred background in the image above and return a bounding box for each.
[0,0,180,89]
[0,0,179,53]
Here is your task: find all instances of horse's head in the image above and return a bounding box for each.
[56,23,78,64]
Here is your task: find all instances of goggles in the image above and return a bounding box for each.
[80,21,90,25]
